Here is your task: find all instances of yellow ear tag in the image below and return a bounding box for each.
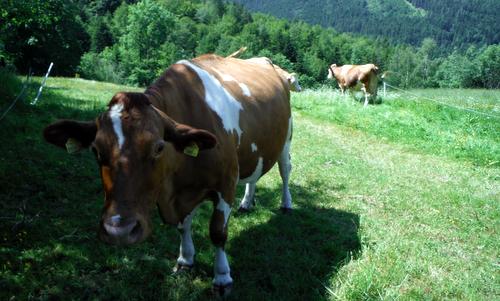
[183,142,199,157]
[65,138,82,154]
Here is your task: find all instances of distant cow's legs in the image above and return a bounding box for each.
[211,192,233,296]
[278,117,293,212]
[361,84,369,107]
[174,207,198,272]
[238,182,256,211]
[339,84,345,96]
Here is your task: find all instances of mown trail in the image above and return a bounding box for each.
[288,111,499,300]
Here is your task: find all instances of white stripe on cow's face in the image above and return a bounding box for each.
[251,143,257,152]
[238,157,263,184]
[177,60,243,142]
[109,103,125,149]
[216,193,231,228]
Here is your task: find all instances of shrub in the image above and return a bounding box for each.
[78,48,124,84]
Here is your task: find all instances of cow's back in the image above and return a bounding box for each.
[188,55,291,181]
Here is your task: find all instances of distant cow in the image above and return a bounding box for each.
[327,63,379,106]
[43,54,293,297]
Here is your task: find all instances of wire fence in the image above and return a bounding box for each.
[384,82,500,119]
[0,72,32,122]
[0,62,54,122]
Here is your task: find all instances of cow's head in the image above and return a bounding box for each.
[287,73,302,92]
[43,92,217,245]
[327,64,337,79]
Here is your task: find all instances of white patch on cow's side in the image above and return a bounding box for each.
[177,206,198,267]
[238,157,263,185]
[216,193,231,228]
[213,68,252,98]
[177,60,243,141]
[109,103,125,149]
[213,247,233,286]
[250,143,257,152]
[212,68,237,82]
[238,83,252,97]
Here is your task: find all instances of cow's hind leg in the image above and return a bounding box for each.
[211,192,233,297]
[174,206,198,272]
[278,117,293,213]
[238,182,256,212]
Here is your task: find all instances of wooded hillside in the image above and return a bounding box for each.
[1,0,499,89]
[233,0,500,51]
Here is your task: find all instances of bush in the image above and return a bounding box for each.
[78,48,124,84]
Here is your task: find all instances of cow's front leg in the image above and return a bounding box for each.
[174,207,198,272]
[210,192,233,297]
[238,182,256,212]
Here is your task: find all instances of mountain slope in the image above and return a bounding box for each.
[232,0,500,49]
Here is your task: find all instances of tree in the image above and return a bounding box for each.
[117,0,178,85]
[0,0,88,75]
[477,44,500,89]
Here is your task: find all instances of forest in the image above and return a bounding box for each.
[234,0,500,51]
[1,0,499,89]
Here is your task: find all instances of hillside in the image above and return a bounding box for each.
[232,0,500,50]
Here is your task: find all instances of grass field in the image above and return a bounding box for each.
[1,77,499,300]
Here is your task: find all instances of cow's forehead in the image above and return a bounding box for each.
[95,101,159,151]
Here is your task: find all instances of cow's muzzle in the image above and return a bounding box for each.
[99,215,144,245]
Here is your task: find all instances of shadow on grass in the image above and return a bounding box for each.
[227,182,361,301]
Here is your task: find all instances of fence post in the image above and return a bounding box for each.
[383,81,386,97]
[31,62,54,105]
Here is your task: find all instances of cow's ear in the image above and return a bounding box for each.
[43,120,97,153]
[165,123,217,154]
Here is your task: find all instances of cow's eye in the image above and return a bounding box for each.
[153,140,165,158]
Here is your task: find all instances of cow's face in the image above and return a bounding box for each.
[43,92,216,245]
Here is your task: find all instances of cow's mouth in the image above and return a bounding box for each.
[99,218,146,245]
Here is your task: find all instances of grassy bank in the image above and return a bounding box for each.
[0,78,498,300]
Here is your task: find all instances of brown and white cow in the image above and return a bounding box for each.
[43,54,293,296]
[327,63,379,106]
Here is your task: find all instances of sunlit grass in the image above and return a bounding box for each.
[0,78,498,300]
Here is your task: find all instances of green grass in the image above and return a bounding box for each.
[293,87,500,167]
[0,77,499,300]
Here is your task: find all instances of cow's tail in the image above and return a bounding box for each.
[226,47,247,58]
